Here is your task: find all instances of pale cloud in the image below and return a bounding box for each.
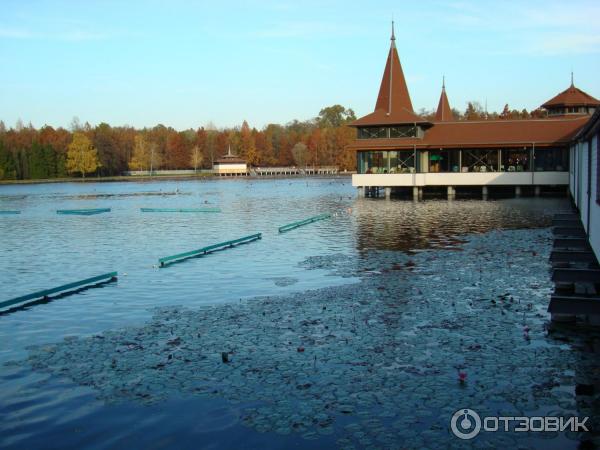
[0,27,35,39]
[435,0,600,55]
[0,25,112,41]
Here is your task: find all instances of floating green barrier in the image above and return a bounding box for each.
[0,272,118,312]
[141,207,221,213]
[57,208,111,216]
[159,233,262,267]
[278,213,331,233]
[0,210,21,215]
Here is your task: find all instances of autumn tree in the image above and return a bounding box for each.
[240,120,258,165]
[464,102,484,120]
[166,132,190,169]
[129,134,150,171]
[66,132,100,179]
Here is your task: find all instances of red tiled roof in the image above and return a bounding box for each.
[542,84,600,108]
[349,116,589,150]
[434,84,454,122]
[214,155,246,164]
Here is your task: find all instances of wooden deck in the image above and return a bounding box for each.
[548,213,600,321]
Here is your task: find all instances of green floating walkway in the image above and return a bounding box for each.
[57,208,111,216]
[0,210,21,215]
[0,272,118,312]
[141,207,221,213]
[278,213,331,233]
[159,233,262,267]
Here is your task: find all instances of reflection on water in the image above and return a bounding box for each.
[0,178,572,449]
[353,196,566,252]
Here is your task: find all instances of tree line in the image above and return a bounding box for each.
[0,102,549,180]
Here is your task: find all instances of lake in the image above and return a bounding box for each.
[1,178,585,449]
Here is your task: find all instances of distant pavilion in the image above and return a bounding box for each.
[213,145,248,176]
[350,23,600,199]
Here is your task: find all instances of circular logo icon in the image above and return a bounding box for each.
[451,408,481,440]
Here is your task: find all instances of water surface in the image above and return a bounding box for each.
[0,178,572,449]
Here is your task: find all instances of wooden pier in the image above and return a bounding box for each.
[548,212,600,324]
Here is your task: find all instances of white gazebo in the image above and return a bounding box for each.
[213,145,248,176]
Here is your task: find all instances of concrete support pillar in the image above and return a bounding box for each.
[534,186,541,197]
[384,187,392,199]
[482,186,488,199]
[515,186,522,198]
[418,187,424,200]
[412,186,419,201]
[447,186,455,199]
[357,187,365,198]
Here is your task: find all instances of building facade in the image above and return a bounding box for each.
[569,109,600,262]
[213,146,248,176]
[350,25,599,199]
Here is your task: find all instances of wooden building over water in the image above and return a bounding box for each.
[213,145,248,176]
[350,24,599,200]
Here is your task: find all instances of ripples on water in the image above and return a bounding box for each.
[0,178,569,449]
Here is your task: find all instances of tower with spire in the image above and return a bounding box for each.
[351,21,429,134]
[434,77,455,122]
[542,73,600,116]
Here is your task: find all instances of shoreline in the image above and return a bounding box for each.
[10,226,599,449]
[0,173,352,186]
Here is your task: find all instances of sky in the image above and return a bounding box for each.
[1,0,600,130]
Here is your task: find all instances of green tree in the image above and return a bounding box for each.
[190,145,203,172]
[291,142,308,167]
[0,140,17,180]
[318,105,356,128]
[66,132,100,179]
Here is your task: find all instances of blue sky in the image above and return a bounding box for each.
[1,0,599,130]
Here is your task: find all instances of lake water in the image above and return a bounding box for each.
[0,178,575,449]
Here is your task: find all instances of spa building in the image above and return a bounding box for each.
[350,25,600,200]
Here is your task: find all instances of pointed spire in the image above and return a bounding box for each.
[570,71,574,87]
[375,22,414,115]
[435,77,454,122]
[227,144,232,156]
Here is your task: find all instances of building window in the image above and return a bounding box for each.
[389,150,415,173]
[462,149,499,172]
[357,126,419,139]
[357,150,416,174]
[358,127,387,139]
[533,147,569,171]
[389,126,417,138]
[502,149,530,171]
[358,151,387,173]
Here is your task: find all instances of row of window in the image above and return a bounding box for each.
[548,106,596,115]
[357,148,569,174]
[357,126,420,139]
